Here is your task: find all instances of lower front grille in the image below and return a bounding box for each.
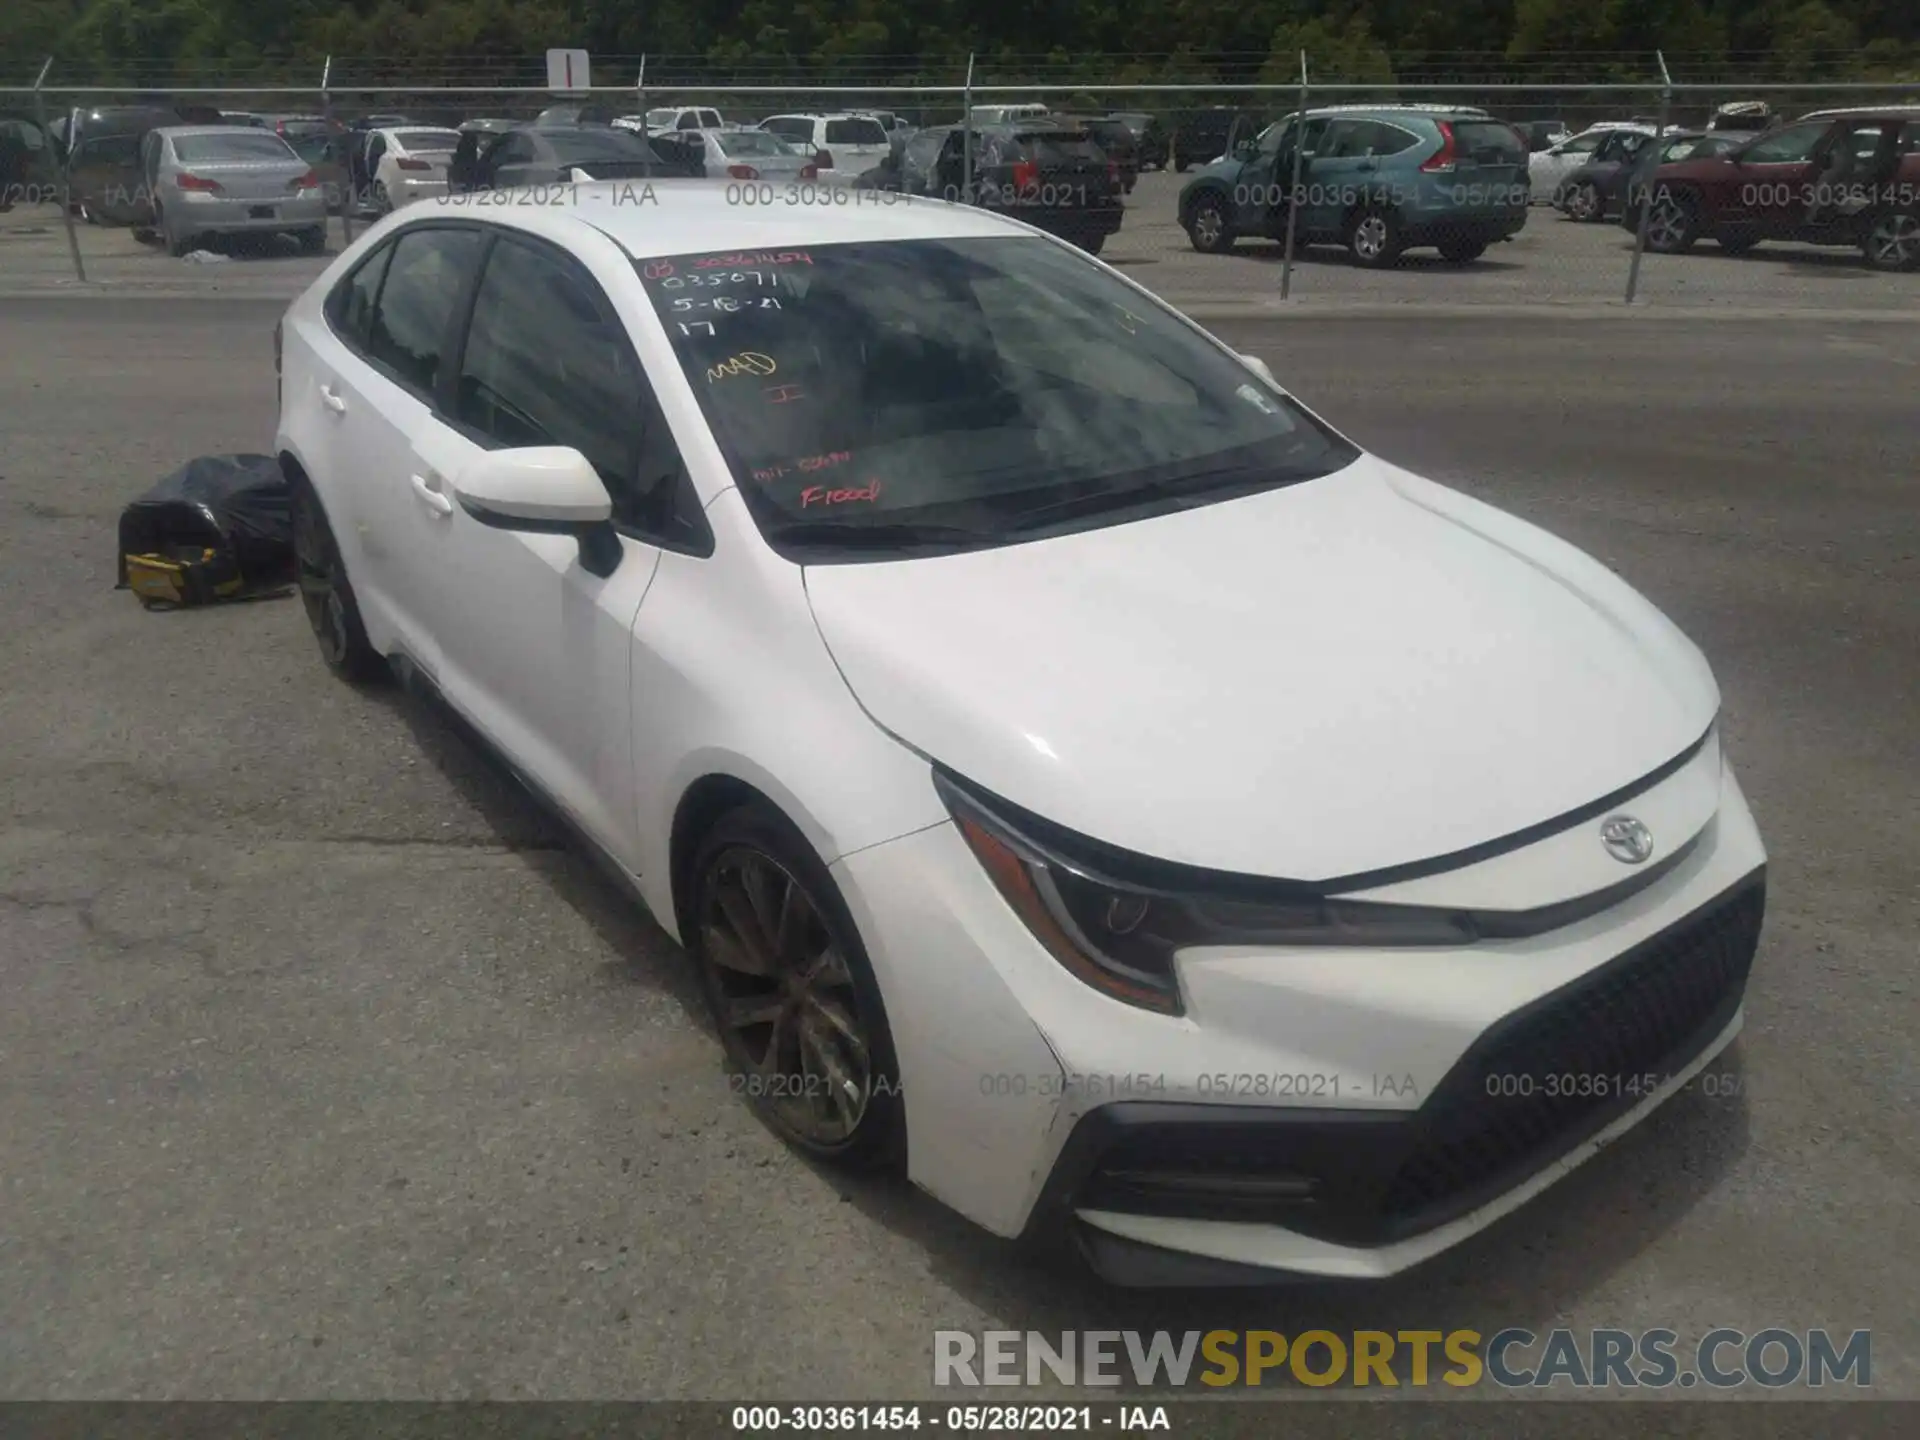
[1045,872,1766,1248]
[1377,879,1765,1230]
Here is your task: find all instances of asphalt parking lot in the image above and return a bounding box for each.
[3,170,1918,314]
[1,292,1917,1398]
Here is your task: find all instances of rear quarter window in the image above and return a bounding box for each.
[1451,121,1526,163]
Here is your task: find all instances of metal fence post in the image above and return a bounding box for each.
[319,56,344,246]
[1280,51,1309,300]
[962,53,975,205]
[32,56,86,283]
[1624,50,1673,305]
[637,55,650,176]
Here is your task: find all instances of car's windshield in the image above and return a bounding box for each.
[636,236,1359,559]
[172,131,299,164]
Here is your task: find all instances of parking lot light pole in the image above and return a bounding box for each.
[33,56,86,284]
[1280,50,1308,300]
[1625,50,1673,306]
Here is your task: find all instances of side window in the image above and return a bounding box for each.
[326,239,395,351]
[1299,118,1331,154]
[453,238,697,544]
[700,110,722,129]
[676,112,698,130]
[1740,123,1829,164]
[1361,122,1418,156]
[1901,122,1919,156]
[366,135,387,171]
[365,227,483,396]
[1321,121,1368,159]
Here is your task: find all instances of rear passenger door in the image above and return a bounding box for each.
[321,223,488,677]
[422,230,704,858]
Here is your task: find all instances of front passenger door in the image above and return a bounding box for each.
[421,232,693,858]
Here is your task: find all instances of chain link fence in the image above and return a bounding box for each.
[3,54,1916,307]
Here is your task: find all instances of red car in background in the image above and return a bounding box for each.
[1632,108,1919,271]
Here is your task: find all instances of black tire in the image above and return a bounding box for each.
[1644,188,1700,254]
[1173,157,1189,173]
[295,225,326,254]
[1437,237,1487,263]
[687,803,905,1170]
[1078,235,1106,257]
[288,467,385,683]
[1185,191,1235,254]
[1862,210,1920,271]
[1345,206,1404,268]
[1563,181,1603,223]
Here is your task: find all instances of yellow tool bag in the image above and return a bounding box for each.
[116,454,295,610]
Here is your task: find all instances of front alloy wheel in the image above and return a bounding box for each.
[1863,211,1920,271]
[1565,182,1602,222]
[692,813,902,1165]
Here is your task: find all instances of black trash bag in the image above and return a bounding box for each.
[117,453,295,608]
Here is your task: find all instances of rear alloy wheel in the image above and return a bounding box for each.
[1186,192,1235,253]
[690,806,904,1167]
[1346,207,1404,268]
[1644,190,1700,254]
[1564,181,1602,222]
[1863,210,1920,271]
[289,470,385,683]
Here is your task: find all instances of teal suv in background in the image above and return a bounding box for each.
[1178,106,1531,266]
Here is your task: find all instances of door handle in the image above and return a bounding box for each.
[319,383,347,414]
[410,472,454,516]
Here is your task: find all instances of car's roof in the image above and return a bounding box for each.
[1303,103,1486,117]
[1797,105,1920,119]
[447,180,1035,258]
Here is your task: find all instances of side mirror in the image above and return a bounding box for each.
[1238,353,1279,388]
[452,446,622,575]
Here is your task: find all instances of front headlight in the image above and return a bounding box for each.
[934,771,1479,1016]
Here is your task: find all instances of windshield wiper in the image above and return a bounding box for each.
[996,465,1281,532]
[768,519,996,551]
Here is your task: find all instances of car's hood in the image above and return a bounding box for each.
[803,455,1719,883]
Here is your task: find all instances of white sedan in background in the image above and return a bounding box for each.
[686,127,820,182]
[1528,122,1655,202]
[368,126,461,210]
[274,186,1766,1286]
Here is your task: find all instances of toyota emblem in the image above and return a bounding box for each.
[1600,815,1655,865]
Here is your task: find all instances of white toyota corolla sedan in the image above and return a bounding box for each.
[274,182,1767,1286]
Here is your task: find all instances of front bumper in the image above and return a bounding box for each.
[832,751,1766,1283]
